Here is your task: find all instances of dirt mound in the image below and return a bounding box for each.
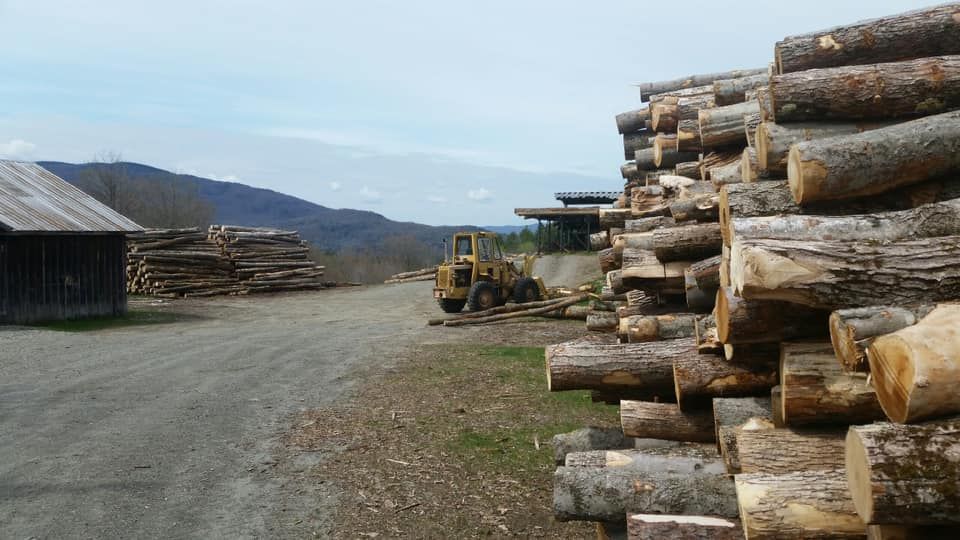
[530,253,601,289]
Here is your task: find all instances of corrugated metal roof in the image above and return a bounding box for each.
[0,160,142,233]
[554,191,621,201]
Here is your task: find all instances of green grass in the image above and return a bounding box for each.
[33,309,191,332]
[429,345,619,474]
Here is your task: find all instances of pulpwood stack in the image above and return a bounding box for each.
[550,4,960,538]
[127,225,330,297]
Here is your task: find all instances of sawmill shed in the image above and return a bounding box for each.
[0,160,142,324]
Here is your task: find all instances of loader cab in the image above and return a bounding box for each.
[452,232,510,284]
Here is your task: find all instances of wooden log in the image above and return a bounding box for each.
[676,119,701,152]
[624,132,655,160]
[590,230,611,251]
[653,139,699,168]
[546,337,696,396]
[678,94,715,123]
[637,68,766,102]
[788,111,960,203]
[651,223,721,263]
[755,85,774,122]
[735,469,865,539]
[755,120,891,175]
[699,149,741,180]
[684,269,714,314]
[651,101,678,132]
[586,311,618,333]
[774,4,960,74]
[737,428,844,474]
[730,236,960,309]
[607,269,626,295]
[708,161,741,188]
[564,444,718,469]
[428,295,580,326]
[673,355,777,410]
[620,249,687,292]
[553,464,737,522]
[868,304,960,423]
[623,216,675,233]
[729,199,960,248]
[713,397,772,472]
[771,56,960,123]
[675,161,700,178]
[634,147,658,171]
[846,420,960,525]
[620,400,715,442]
[740,147,759,182]
[599,208,633,229]
[552,426,651,465]
[648,84,715,104]
[744,112,760,148]
[442,295,584,327]
[695,314,722,355]
[698,100,758,149]
[621,162,642,180]
[722,342,779,365]
[598,248,619,273]
[770,385,784,428]
[616,108,651,134]
[780,342,885,427]
[715,287,828,344]
[622,313,697,343]
[627,514,743,540]
[829,305,937,373]
[713,74,768,106]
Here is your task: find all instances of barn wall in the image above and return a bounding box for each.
[0,234,127,324]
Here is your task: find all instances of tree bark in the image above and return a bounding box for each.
[616,108,651,134]
[564,444,718,469]
[627,514,743,540]
[714,74,768,106]
[553,465,737,522]
[648,84,715,104]
[546,337,696,396]
[599,208,633,229]
[714,398,772,471]
[771,56,960,122]
[621,161,642,180]
[774,4,960,74]
[551,426,666,465]
[651,223,722,263]
[740,147,759,182]
[869,304,960,423]
[736,427,845,474]
[442,295,585,326]
[599,247,619,273]
[744,111,761,148]
[654,140,699,168]
[634,147,658,171]
[708,161,741,188]
[651,101,679,133]
[586,311,619,333]
[829,304,937,373]
[756,120,892,175]
[676,118,701,152]
[676,160,700,178]
[735,469,866,539]
[624,132,655,161]
[638,68,766,102]
[698,100,758,149]
[669,195,719,223]
[730,236,960,309]
[779,342,885,427]
[673,355,777,410]
[723,342,780,365]
[590,230,611,251]
[715,286,828,344]
[623,216,676,233]
[621,313,697,343]
[846,420,960,525]
[689,255,721,291]
[788,111,960,203]
[620,400,715,442]
[621,248,687,293]
[700,149,741,181]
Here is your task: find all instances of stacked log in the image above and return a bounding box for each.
[210,225,327,293]
[384,266,437,284]
[126,228,244,297]
[552,4,960,536]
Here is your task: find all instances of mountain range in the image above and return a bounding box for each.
[39,161,531,252]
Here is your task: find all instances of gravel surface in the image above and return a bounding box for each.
[0,282,454,539]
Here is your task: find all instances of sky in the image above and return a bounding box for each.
[0,0,929,225]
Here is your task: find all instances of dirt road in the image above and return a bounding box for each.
[0,282,457,538]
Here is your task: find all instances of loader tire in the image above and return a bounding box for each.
[467,281,498,312]
[513,277,541,304]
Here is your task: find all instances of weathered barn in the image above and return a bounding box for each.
[0,160,142,324]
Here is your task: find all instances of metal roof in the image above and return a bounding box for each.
[554,191,621,204]
[0,160,142,233]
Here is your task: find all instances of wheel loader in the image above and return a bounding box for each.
[433,231,547,313]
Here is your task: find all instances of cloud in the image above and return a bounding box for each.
[0,139,36,158]
[467,188,492,201]
[330,181,342,191]
[360,185,382,202]
[427,195,447,204]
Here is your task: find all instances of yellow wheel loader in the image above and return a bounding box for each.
[433,231,547,313]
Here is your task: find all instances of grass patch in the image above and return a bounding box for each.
[34,309,192,332]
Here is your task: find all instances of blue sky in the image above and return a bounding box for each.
[0,0,926,225]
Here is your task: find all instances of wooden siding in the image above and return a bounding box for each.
[0,234,127,324]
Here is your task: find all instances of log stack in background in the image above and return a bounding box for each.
[127,226,329,297]
[550,4,960,538]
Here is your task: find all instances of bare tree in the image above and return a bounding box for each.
[78,151,139,216]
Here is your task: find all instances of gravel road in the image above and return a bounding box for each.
[0,282,446,539]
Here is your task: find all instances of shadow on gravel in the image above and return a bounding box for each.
[30,309,208,332]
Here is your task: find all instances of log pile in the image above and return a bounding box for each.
[127,226,331,297]
[551,4,960,538]
[384,266,438,284]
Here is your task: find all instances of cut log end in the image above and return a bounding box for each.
[866,336,911,424]
[829,311,861,372]
[845,428,874,524]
